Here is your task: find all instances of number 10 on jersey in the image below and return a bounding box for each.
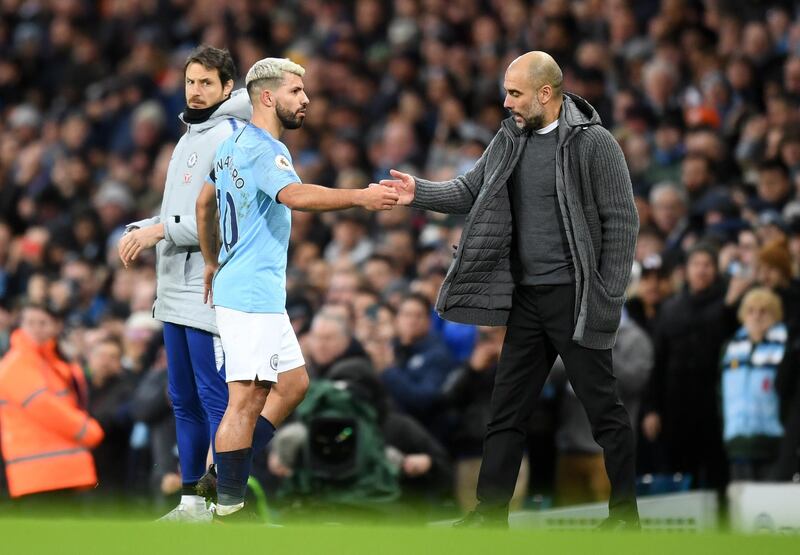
[216,189,238,252]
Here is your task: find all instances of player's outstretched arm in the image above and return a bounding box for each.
[196,181,220,305]
[277,182,399,212]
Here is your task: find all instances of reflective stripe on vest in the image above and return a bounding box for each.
[0,389,68,407]
[75,418,89,441]
[5,447,89,466]
[21,387,47,407]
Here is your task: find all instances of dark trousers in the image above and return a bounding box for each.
[729,459,774,482]
[476,284,639,521]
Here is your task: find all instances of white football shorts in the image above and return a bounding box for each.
[215,307,305,383]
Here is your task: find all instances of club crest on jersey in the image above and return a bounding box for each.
[187,152,198,168]
[275,154,293,172]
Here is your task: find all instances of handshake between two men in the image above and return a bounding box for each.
[361,169,416,211]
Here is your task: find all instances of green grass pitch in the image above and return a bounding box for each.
[1,518,798,555]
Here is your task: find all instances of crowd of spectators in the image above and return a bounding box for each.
[1,0,800,516]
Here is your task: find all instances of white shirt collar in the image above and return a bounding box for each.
[535,119,559,135]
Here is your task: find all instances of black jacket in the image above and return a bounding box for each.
[643,282,736,483]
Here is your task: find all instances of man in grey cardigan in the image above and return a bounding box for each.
[383,51,640,528]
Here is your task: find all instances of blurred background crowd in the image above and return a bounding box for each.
[1,0,800,519]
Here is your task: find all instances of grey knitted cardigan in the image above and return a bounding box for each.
[412,93,638,350]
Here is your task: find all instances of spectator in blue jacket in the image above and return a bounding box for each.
[380,293,455,438]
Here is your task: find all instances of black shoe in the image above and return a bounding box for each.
[596,517,641,532]
[453,510,509,529]
[196,464,217,502]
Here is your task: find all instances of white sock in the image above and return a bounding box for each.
[215,502,245,516]
[180,495,206,510]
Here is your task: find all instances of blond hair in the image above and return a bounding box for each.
[738,287,783,323]
[245,58,305,100]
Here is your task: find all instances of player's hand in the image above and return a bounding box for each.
[118,224,165,267]
[203,262,219,305]
[402,454,432,477]
[359,184,399,211]
[379,169,415,205]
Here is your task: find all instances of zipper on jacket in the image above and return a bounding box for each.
[443,134,519,310]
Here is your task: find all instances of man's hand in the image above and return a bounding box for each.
[203,262,219,305]
[468,341,501,372]
[379,169,416,205]
[725,273,754,307]
[118,224,165,267]
[364,338,395,373]
[268,452,293,477]
[160,472,182,495]
[642,412,661,441]
[357,184,399,211]
[402,454,432,477]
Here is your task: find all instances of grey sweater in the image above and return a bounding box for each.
[510,124,574,285]
[411,93,638,349]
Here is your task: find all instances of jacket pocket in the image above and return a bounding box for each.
[587,270,625,333]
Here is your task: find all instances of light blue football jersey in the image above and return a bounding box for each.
[206,123,300,313]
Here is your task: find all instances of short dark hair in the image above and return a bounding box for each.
[184,45,237,86]
[355,285,379,298]
[757,158,790,178]
[364,254,395,269]
[365,301,395,321]
[400,292,432,313]
[20,300,64,320]
[683,152,714,175]
[97,336,124,355]
[637,225,664,240]
[687,241,719,264]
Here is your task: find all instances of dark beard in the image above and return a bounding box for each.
[529,113,546,130]
[277,102,303,129]
[522,112,545,131]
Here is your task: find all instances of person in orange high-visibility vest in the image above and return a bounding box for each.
[0,303,104,498]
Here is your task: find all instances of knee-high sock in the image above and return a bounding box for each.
[216,447,253,507]
[252,416,276,453]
